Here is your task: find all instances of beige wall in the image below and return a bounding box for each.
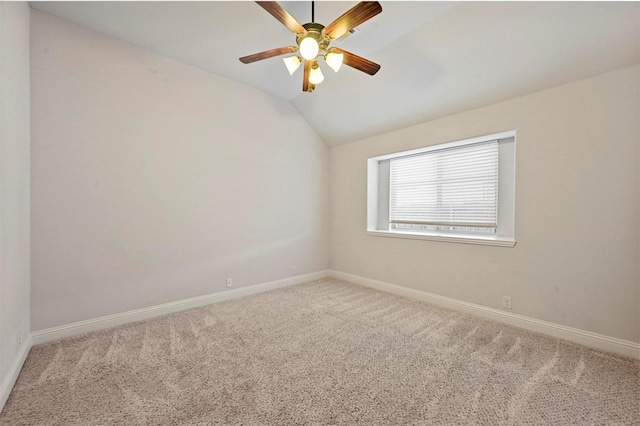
[331,66,640,343]
[30,11,329,330]
[26,8,640,345]
[0,1,31,395]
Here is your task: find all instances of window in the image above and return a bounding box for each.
[367,131,515,247]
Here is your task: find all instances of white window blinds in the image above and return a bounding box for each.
[389,141,499,232]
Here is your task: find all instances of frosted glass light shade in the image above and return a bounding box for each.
[283,56,302,75]
[325,52,344,72]
[299,37,319,60]
[309,65,324,84]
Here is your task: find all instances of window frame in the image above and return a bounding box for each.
[367,131,516,247]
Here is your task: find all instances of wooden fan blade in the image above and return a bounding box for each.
[239,46,296,64]
[256,1,306,35]
[332,48,380,75]
[324,2,382,40]
[302,60,312,92]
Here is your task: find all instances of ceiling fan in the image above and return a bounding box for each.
[239,1,382,93]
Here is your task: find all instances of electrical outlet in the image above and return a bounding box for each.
[291,266,297,276]
[502,296,512,310]
[226,278,233,288]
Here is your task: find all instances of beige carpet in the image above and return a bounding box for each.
[1,278,638,425]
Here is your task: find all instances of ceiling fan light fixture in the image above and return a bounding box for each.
[325,51,344,72]
[240,1,382,92]
[283,56,302,75]
[299,36,320,60]
[309,64,324,85]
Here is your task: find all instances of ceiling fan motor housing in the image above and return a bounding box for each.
[297,22,330,54]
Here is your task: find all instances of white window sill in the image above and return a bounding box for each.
[366,230,516,247]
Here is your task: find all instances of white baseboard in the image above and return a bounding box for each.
[0,334,32,414]
[27,268,640,358]
[329,270,640,360]
[32,270,330,346]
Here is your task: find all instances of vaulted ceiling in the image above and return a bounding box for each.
[30,1,640,146]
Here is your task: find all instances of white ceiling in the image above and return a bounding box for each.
[29,1,640,146]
